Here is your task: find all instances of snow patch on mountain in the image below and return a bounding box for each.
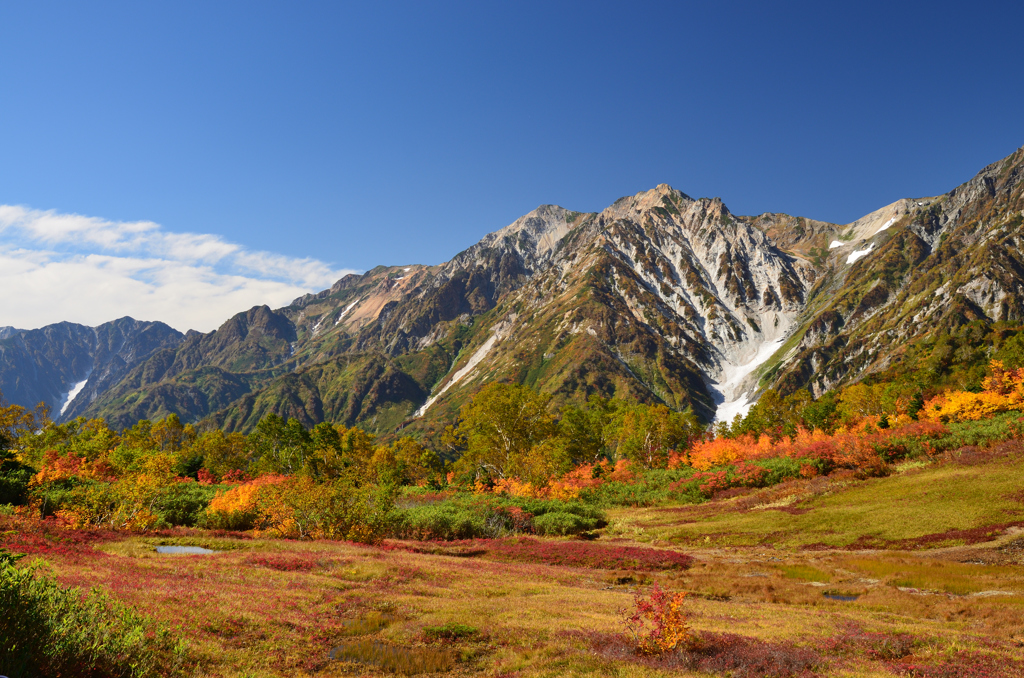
[59,373,92,417]
[875,217,897,234]
[335,299,360,325]
[710,337,786,422]
[414,331,501,417]
[847,244,875,264]
[829,240,844,249]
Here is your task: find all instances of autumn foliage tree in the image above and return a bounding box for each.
[449,383,557,480]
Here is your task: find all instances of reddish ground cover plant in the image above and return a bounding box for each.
[576,629,821,677]
[245,553,321,572]
[484,538,692,570]
[0,514,115,562]
[385,537,693,570]
[820,622,918,660]
[888,652,1024,678]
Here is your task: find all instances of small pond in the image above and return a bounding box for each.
[823,592,860,602]
[155,545,218,555]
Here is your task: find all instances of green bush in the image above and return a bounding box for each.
[0,451,33,506]
[198,507,260,532]
[32,476,95,518]
[393,494,608,540]
[532,511,599,536]
[930,413,1024,452]
[397,504,486,540]
[0,561,188,677]
[581,468,699,507]
[154,482,218,527]
[748,457,806,485]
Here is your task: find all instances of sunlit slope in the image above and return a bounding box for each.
[769,147,1024,396]
[615,444,1024,549]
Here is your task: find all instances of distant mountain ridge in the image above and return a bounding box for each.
[0,318,183,419]
[4,146,1022,437]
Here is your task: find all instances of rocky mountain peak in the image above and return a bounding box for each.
[474,204,581,261]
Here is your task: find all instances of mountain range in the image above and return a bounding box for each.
[3,146,1022,440]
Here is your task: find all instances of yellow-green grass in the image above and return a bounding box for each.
[841,557,1024,595]
[17,528,1024,677]
[615,454,1024,549]
[779,564,831,583]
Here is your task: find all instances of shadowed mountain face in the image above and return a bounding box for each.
[0,318,183,420]
[8,147,1023,435]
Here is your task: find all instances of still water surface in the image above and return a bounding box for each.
[155,545,217,555]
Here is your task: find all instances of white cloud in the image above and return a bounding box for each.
[0,205,356,332]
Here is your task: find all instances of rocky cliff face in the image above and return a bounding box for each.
[772,147,1024,397]
[0,318,183,420]
[21,146,1021,434]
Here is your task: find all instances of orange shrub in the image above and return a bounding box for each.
[623,584,693,654]
[206,474,289,515]
[919,360,1024,423]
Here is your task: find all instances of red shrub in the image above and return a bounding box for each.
[0,516,115,562]
[575,630,820,677]
[887,651,1024,678]
[385,537,693,571]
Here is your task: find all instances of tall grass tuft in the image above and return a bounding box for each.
[330,639,454,674]
[0,556,188,678]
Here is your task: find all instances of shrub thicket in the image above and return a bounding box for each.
[0,554,188,677]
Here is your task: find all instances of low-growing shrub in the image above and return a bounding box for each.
[246,553,320,572]
[394,495,606,540]
[155,482,218,527]
[686,633,821,677]
[532,510,599,535]
[0,560,188,677]
[486,538,693,570]
[423,622,478,641]
[398,504,487,540]
[198,505,260,531]
[581,468,700,507]
[930,413,1024,453]
[0,515,115,561]
[577,629,821,677]
[887,651,1024,678]
[623,584,693,654]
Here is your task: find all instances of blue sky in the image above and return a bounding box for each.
[1,1,1022,331]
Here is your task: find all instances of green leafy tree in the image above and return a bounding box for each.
[556,395,616,464]
[451,383,556,479]
[196,429,249,479]
[732,389,812,439]
[248,414,312,474]
[800,391,839,432]
[610,402,701,468]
